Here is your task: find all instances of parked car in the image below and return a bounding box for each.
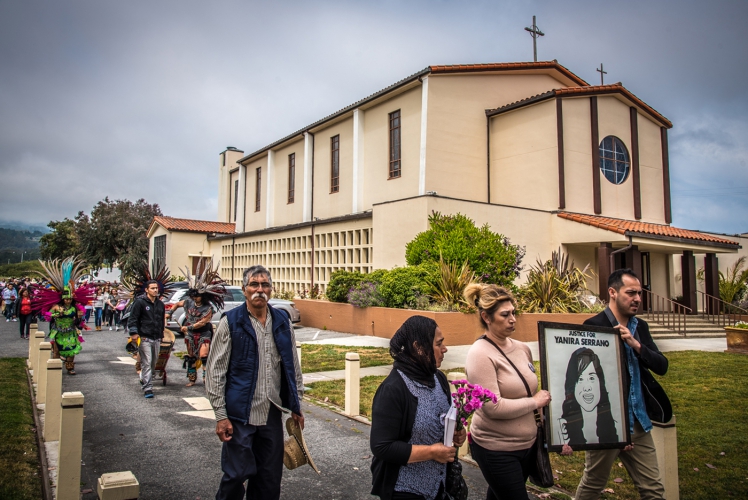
[165,285,301,334]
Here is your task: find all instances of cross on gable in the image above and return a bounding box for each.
[524,15,545,62]
[597,63,608,85]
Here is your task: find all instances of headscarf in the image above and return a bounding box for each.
[389,315,439,388]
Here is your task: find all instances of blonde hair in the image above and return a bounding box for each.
[463,283,516,329]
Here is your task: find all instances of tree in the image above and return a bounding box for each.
[75,197,162,276]
[39,218,81,260]
[405,212,525,287]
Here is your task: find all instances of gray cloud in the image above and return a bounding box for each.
[1,0,747,234]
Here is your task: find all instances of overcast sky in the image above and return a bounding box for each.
[1,0,747,235]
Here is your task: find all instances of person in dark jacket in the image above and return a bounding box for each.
[205,265,304,500]
[128,280,166,399]
[370,316,466,500]
[574,269,668,500]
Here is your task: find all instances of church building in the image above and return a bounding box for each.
[147,61,744,313]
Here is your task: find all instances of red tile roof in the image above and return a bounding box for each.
[150,216,235,235]
[430,61,589,86]
[487,84,672,129]
[557,212,738,247]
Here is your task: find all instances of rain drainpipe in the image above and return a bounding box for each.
[308,131,316,292]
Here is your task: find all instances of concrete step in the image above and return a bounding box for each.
[640,314,728,338]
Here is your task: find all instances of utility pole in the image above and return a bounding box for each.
[524,15,545,62]
[597,63,608,85]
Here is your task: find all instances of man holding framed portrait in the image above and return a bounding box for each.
[575,268,670,500]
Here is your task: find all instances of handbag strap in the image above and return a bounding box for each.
[480,335,542,425]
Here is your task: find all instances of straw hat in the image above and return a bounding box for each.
[283,418,320,474]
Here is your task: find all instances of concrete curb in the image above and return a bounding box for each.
[25,366,53,500]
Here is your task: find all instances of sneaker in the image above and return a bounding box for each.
[12,318,17,322]
[5,319,8,322]
[109,327,113,331]
[144,390,154,399]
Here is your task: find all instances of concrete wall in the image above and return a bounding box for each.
[243,156,266,232]
[270,138,305,228]
[312,117,355,220]
[490,99,558,210]
[295,299,594,344]
[561,98,596,215]
[148,225,212,278]
[426,73,567,202]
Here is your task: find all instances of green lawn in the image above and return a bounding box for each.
[0,359,43,500]
[301,344,391,373]
[306,351,748,500]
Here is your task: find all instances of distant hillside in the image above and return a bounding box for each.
[0,228,42,264]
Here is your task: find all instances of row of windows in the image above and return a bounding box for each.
[238,110,402,215]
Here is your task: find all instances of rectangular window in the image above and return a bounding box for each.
[389,110,401,178]
[331,135,340,193]
[233,179,239,221]
[255,167,261,212]
[288,153,295,203]
[153,235,166,271]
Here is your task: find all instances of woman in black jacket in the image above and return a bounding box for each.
[370,316,466,500]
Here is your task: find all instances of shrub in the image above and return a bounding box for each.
[405,211,524,286]
[376,264,435,309]
[347,281,385,308]
[429,257,475,310]
[517,248,593,313]
[720,256,748,306]
[326,270,367,303]
[274,289,295,300]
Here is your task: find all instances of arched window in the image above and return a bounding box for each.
[599,136,630,185]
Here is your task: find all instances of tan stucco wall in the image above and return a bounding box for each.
[637,116,667,223]
[312,117,355,219]
[649,251,669,298]
[425,73,569,202]
[228,169,239,222]
[597,96,636,220]
[149,225,213,279]
[270,139,305,228]
[490,99,558,210]
[362,86,422,208]
[218,149,244,223]
[561,98,596,215]
[243,157,266,232]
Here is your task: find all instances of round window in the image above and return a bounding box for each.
[599,136,630,185]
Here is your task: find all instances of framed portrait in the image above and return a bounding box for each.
[537,322,631,452]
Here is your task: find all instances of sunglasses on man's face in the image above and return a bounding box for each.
[246,282,272,290]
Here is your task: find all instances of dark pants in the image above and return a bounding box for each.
[470,441,534,500]
[19,313,33,337]
[216,405,284,500]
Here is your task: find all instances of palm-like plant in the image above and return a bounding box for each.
[719,256,748,306]
[429,257,476,309]
[518,248,592,313]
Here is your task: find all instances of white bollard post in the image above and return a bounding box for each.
[30,331,45,380]
[27,323,38,366]
[45,359,63,442]
[36,342,52,404]
[446,372,470,458]
[344,352,360,417]
[56,392,85,500]
[296,341,302,366]
[651,416,679,500]
[97,471,140,500]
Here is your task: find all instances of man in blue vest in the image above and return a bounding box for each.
[206,265,304,500]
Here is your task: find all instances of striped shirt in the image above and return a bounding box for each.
[205,307,303,424]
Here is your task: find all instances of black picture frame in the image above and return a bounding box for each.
[537,321,632,452]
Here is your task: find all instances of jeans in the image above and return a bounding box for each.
[470,441,535,500]
[216,406,284,500]
[19,313,33,337]
[138,337,160,392]
[94,307,103,327]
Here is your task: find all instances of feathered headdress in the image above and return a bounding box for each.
[31,257,96,312]
[180,257,226,309]
[125,260,176,299]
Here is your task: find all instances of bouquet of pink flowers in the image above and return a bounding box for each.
[451,379,498,429]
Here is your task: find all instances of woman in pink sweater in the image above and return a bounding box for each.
[464,284,551,500]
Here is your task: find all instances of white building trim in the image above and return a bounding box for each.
[303,132,313,222]
[266,150,275,228]
[418,76,428,196]
[352,108,365,212]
